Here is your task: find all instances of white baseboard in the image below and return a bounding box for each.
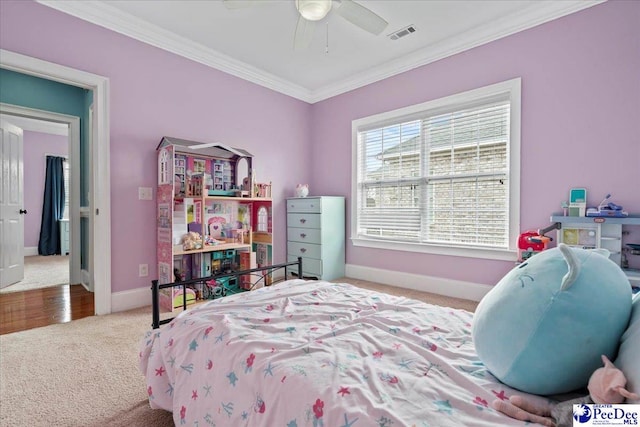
[81,269,91,292]
[111,286,152,312]
[109,270,288,313]
[24,247,38,256]
[345,263,492,302]
[109,267,491,313]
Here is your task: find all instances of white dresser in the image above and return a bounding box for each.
[287,196,345,280]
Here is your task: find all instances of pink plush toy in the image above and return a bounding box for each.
[493,355,639,427]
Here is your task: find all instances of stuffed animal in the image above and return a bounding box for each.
[181,231,202,251]
[472,244,632,395]
[493,355,639,427]
[295,184,309,198]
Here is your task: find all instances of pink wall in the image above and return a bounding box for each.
[310,0,640,285]
[22,131,68,248]
[0,1,312,293]
[1,1,638,294]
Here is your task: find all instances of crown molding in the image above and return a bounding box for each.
[36,0,313,102]
[37,0,603,105]
[308,0,604,103]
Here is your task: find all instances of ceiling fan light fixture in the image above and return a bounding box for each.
[296,0,332,21]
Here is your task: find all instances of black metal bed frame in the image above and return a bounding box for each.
[151,257,303,329]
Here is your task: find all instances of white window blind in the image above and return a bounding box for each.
[354,79,520,257]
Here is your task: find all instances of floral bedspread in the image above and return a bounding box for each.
[139,279,534,426]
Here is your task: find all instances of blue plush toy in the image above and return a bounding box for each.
[472,243,632,395]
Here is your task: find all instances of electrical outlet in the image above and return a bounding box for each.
[138,187,152,200]
[139,264,148,277]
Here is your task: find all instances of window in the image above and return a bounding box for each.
[158,148,169,185]
[352,79,521,260]
[257,206,268,232]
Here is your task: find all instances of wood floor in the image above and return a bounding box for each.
[0,284,94,335]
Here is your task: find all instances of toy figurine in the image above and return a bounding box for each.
[174,268,183,282]
[181,231,202,251]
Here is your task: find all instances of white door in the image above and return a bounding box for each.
[0,119,25,288]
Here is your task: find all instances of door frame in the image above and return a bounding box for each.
[0,49,112,315]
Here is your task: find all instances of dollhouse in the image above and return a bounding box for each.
[156,136,273,311]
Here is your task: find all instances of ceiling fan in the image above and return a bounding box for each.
[222,0,389,50]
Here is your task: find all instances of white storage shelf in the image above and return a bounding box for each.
[550,214,640,286]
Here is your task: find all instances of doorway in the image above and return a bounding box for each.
[1,107,80,291]
[0,49,112,315]
[0,114,72,293]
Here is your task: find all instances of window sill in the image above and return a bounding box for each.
[351,237,517,261]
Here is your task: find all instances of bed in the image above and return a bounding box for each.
[139,262,541,426]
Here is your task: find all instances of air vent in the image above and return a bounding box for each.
[388,25,416,41]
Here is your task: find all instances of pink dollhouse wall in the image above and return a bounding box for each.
[22,131,68,249]
[1,0,638,298]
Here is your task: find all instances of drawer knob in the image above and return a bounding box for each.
[300,248,307,253]
[300,219,306,224]
[300,233,306,238]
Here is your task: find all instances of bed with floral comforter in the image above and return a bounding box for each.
[139,279,534,426]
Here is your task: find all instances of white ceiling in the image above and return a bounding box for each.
[38,0,601,103]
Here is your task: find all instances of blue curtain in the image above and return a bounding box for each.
[38,156,66,256]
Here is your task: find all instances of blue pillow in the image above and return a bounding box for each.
[472,244,632,395]
[615,293,640,402]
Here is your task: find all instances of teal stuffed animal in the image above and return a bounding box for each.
[472,243,632,395]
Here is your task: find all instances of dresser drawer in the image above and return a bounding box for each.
[288,241,322,260]
[288,255,322,278]
[287,198,321,213]
[287,213,321,229]
[287,227,321,244]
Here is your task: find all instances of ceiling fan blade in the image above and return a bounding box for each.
[293,15,317,50]
[334,0,388,35]
[222,0,257,9]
